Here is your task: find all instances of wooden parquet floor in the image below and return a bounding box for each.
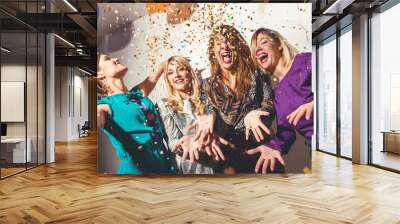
[0,135,400,224]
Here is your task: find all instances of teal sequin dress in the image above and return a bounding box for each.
[97,86,177,174]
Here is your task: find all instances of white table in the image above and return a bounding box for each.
[1,138,32,163]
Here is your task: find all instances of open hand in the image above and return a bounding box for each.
[189,114,215,146]
[287,101,314,126]
[244,110,271,142]
[172,135,199,162]
[202,134,236,161]
[245,145,285,174]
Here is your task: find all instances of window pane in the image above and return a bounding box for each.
[317,36,337,154]
[371,3,400,171]
[27,31,38,169]
[339,28,352,158]
[0,0,46,179]
[312,45,317,151]
[1,30,27,177]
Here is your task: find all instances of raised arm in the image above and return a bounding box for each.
[97,104,110,130]
[137,62,167,96]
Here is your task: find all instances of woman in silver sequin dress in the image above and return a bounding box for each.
[158,56,231,174]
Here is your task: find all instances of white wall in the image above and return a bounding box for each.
[1,65,27,148]
[71,73,89,138]
[55,66,68,141]
[1,65,26,131]
[54,67,89,141]
[1,65,37,138]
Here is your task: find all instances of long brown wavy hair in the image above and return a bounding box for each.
[208,24,255,98]
[163,56,204,115]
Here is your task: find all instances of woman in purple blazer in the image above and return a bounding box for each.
[248,28,314,174]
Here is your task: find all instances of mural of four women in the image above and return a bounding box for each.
[97,24,314,175]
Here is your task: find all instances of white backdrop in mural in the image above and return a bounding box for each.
[97,3,311,104]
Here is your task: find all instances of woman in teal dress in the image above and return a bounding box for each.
[97,54,177,174]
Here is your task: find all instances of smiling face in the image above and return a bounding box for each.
[208,25,254,98]
[97,54,128,78]
[254,33,282,73]
[166,59,192,92]
[212,34,237,71]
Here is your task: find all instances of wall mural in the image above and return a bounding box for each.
[97,3,313,175]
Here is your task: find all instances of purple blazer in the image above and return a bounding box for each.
[265,52,313,154]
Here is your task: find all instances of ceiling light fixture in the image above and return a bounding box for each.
[54,34,75,48]
[323,0,355,15]
[1,47,11,53]
[78,67,93,76]
[63,0,78,12]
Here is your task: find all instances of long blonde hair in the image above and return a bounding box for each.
[208,24,255,98]
[163,56,204,115]
[250,28,298,72]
